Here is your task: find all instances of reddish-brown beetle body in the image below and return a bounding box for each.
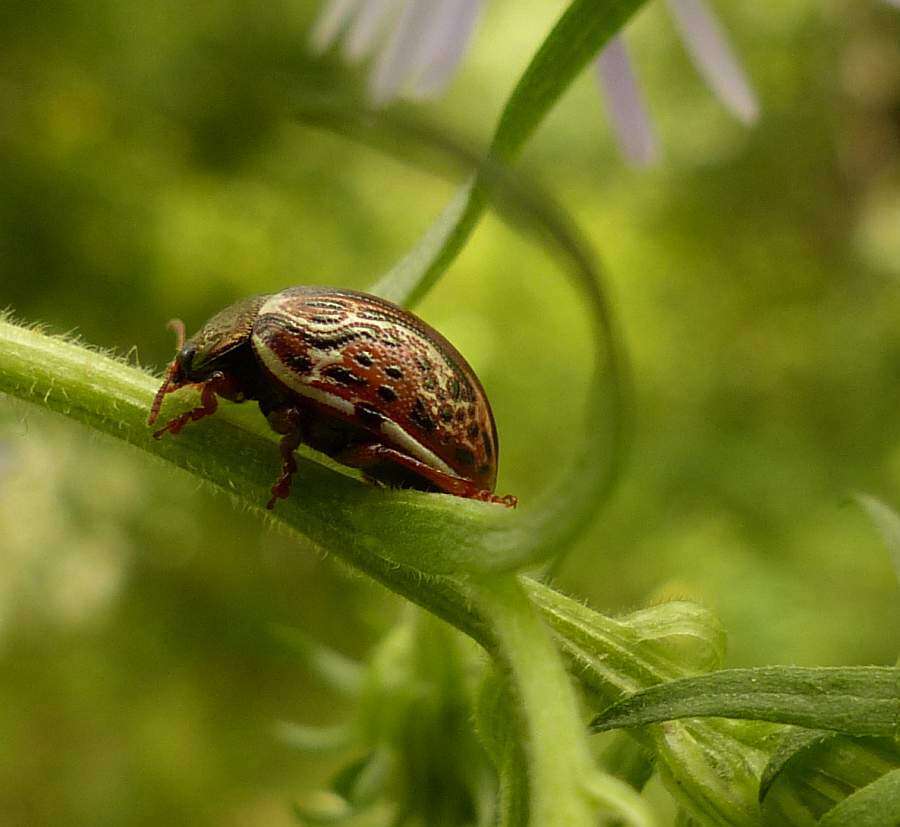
[148,286,516,509]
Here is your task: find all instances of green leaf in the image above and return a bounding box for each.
[270,624,364,696]
[599,732,656,792]
[525,581,771,825]
[330,749,393,808]
[650,719,770,827]
[758,728,837,805]
[590,667,900,737]
[274,720,356,753]
[759,730,900,825]
[819,768,900,826]
[292,792,355,825]
[370,0,652,307]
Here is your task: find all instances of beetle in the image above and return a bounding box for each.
[148,286,517,510]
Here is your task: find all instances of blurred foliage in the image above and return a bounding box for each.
[1,0,899,824]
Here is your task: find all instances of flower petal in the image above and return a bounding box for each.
[344,0,405,63]
[369,0,444,106]
[410,0,485,99]
[596,36,659,167]
[666,0,759,123]
[309,0,362,54]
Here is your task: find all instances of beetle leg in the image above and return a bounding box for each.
[337,442,517,508]
[152,373,226,439]
[266,430,302,510]
[264,406,305,510]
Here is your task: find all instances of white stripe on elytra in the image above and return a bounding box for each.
[253,335,355,416]
[252,333,456,477]
[377,418,455,476]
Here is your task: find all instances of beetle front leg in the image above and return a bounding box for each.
[152,373,226,439]
[337,442,517,508]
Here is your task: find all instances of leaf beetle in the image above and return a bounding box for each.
[148,286,517,510]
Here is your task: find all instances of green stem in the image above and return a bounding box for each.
[470,576,597,827]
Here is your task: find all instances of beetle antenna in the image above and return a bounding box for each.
[167,318,186,352]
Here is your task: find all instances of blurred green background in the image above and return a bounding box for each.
[1,1,899,823]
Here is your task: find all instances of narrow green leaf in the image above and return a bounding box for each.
[758,728,836,804]
[759,731,900,825]
[274,720,356,753]
[370,0,652,307]
[650,719,771,827]
[291,792,355,825]
[599,732,656,792]
[591,667,900,737]
[330,749,393,807]
[818,768,900,826]
[270,624,364,696]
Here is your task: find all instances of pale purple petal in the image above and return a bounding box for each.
[369,0,443,106]
[666,0,759,123]
[309,0,362,54]
[410,0,485,99]
[596,37,659,167]
[344,0,406,63]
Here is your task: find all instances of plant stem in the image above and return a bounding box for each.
[470,575,597,827]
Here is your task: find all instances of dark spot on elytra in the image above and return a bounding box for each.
[455,446,476,467]
[380,337,401,348]
[355,403,385,427]
[410,398,436,432]
[478,463,491,476]
[311,314,340,324]
[448,378,461,400]
[355,352,373,367]
[422,375,437,392]
[482,431,493,458]
[385,366,403,380]
[467,423,479,438]
[289,353,313,373]
[306,331,369,350]
[439,405,454,423]
[323,365,367,387]
[377,385,398,402]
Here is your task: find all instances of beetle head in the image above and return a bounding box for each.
[148,295,268,425]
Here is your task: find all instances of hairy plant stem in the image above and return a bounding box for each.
[470,576,597,827]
